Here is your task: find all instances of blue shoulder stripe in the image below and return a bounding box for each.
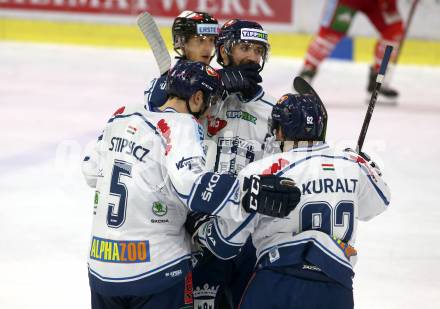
[108,112,160,136]
[225,212,255,241]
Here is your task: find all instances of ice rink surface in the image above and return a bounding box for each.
[1,42,439,308]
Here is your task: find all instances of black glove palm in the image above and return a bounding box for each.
[219,63,262,100]
[184,212,214,242]
[242,175,301,218]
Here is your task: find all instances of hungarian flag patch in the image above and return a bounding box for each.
[322,163,335,171]
[127,125,137,135]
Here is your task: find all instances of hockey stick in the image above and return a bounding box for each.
[395,0,420,64]
[356,45,393,153]
[293,76,328,141]
[137,12,172,75]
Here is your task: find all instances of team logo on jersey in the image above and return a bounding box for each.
[193,284,219,309]
[157,119,172,155]
[226,110,257,124]
[93,191,99,215]
[152,202,167,216]
[207,116,227,136]
[262,158,290,175]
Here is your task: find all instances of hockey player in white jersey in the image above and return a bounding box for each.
[195,93,391,308]
[190,19,277,309]
[82,61,301,309]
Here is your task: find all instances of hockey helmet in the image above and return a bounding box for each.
[166,61,223,117]
[271,93,327,141]
[172,11,219,57]
[216,19,270,71]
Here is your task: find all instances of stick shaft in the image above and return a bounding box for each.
[356,45,394,153]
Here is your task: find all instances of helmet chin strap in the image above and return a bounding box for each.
[185,99,203,119]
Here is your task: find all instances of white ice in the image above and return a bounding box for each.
[1,42,439,308]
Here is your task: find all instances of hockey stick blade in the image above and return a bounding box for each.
[293,76,317,96]
[293,76,328,141]
[137,12,172,75]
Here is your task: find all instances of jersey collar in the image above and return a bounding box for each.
[236,85,264,103]
[161,107,178,113]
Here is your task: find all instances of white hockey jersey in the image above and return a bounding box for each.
[82,104,241,296]
[197,143,391,289]
[204,87,277,175]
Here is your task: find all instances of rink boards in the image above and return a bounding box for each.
[1,17,440,66]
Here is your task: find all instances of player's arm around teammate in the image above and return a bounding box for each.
[81,61,301,309]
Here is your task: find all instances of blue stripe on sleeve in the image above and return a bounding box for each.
[225,213,255,241]
[203,221,243,260]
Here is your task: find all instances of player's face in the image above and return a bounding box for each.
[230,42,265,66]
[184,35,216,65]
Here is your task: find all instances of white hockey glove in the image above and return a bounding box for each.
[344,148,382,176]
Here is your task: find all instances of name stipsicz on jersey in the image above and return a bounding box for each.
[109,136,150,163]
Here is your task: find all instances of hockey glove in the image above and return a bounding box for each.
[218,63,262,98]
[344,148,382,176]
[242,175,301,218]
[184,211,214,243]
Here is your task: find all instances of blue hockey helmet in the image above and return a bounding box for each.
[271,93,327,141]
[216,19,270,71]
[166,61,223,117]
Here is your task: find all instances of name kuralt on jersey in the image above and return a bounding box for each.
[302,178,358,195]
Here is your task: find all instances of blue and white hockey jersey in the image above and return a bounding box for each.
[144,65,278,176]
[204,86,277,175]
[82,104,241,296]
[197,143,391,289]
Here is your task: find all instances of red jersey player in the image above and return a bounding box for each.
[299,0,404,103]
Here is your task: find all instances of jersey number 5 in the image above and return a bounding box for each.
[107,159,132,228]
[300,201,354,242]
